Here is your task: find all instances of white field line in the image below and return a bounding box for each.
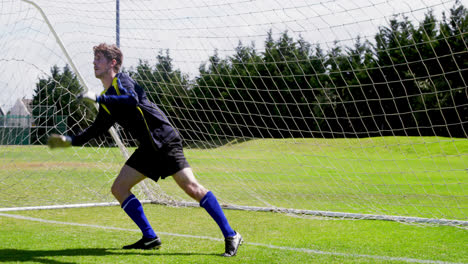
[2,202,467,227]
[0,212,465,264]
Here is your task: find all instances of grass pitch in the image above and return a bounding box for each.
[1,137,466,218]
[1,205,467,264]
[0,136,467,263]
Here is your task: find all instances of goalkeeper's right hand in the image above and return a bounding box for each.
[48,134,72,149]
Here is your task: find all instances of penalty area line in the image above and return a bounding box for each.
[0,212,463,264]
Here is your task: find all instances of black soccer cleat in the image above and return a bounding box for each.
[223,231,243,257]
[122,236,162,250]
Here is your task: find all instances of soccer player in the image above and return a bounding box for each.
[48,43,242,257]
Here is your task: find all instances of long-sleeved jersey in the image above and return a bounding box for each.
[71,73,179,150]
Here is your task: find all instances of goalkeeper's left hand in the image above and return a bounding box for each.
[77,91,99,103]
[48,134,72,149]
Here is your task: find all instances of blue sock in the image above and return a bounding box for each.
[121,194,157,239]
[200,191,236,238]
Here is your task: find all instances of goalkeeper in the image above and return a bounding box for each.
[48,43,242,257]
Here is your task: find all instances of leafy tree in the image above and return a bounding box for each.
[436,1,468,137]
[32,2,467,142]
[31,65,96,144]
[190,2,467,139]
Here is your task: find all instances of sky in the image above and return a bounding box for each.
[0,0,465,110]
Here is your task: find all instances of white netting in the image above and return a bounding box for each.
[0,0,466,225]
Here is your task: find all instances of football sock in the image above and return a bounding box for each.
[121,194,157,239]
[200,191,236,238]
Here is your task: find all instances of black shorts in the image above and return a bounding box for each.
[125,138,190,181]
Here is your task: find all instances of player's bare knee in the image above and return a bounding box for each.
[110,183,120,198]
[111,182,126,200]
[185,182,208,201]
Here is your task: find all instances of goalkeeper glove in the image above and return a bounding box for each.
[77,91,100,103]
[48,134,72,149]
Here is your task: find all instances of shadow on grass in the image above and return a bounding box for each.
[0,248,219,264]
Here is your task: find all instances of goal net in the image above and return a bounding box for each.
[0,0,466,226]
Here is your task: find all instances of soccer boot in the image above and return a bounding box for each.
[223,231,243,257]
[122,236,162,250]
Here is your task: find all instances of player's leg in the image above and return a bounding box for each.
[112,164,161,250]
[111,164,146,203]
[172,168,243,256]
[171,167,207,201]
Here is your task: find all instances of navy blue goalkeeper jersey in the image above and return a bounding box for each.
[71,72,179,150]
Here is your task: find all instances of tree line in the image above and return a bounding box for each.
[32,2,467,145]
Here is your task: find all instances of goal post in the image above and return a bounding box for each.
[19,0,155,201]
[0,0,466,226]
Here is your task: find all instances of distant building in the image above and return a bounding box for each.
[0,106,5,126]
[0,98,32,145]
[6,98,32,127]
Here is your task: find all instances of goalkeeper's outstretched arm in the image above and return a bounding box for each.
[48,107,115,149]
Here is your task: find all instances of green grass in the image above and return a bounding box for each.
[184,137,467,218]
[0,137,467,217]
[1,205,467,263]
[0,136,467,263]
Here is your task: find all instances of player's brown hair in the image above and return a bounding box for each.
[93,43,123,72]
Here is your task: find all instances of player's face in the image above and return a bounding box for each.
[93,53,113,78]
